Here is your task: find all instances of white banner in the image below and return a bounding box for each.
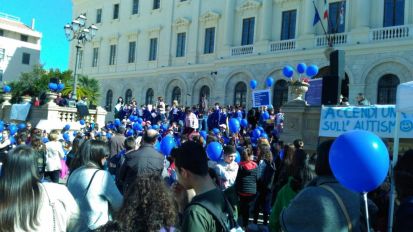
[319,105,413,138]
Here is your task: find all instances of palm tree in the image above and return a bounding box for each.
[62,75,100,105]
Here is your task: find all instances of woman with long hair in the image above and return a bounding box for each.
[67,139,123,231]
[0,145,79,231]
[31,134,47,181]
[95,174,177,232]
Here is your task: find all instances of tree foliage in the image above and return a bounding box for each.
[61,75,101,105]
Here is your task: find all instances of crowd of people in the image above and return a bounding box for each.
[0,95,412,232]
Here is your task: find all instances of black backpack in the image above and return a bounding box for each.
[187,191,242,232]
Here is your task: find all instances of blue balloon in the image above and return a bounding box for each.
[262,111,270,120]
[0,124,4,132]
[114,118,121,126]
[154,141,161,152]
[152,125,160,130]
[306,64,319,77]
[261,133,268,139]
[48,83,58,91]
[206,142,223,161]
[235,151,241,163]
[229,118,240,133]
[200,130,207,139]
[126,129,134,137]
[42,137,49,143]
[3,85,11,93]
[64,124,71,131]
[266,77,274,87]
[252,128,261,138]
[9,136,16,145]
[160,135,176,157]
[329,130,390,193]
[8,124,17,135]
[18,123,26,130]
[161,123,169,131]
[129,115,135,121]
[297,63,307,74]
[212,128,220,135]
[63,133,70,141]
[240,119,248,128]
[257,126,264,133]
[133,122,142,131]
[137,118,143,124]
[106,133,112,139]
[133,116,139,122]
[250,80,257,90]
[79,119,85,125]
[283,66,294,78]
[57,83,65,92]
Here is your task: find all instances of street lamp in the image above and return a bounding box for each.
[64,14,98,100]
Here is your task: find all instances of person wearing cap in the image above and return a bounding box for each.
[172,141,232,232]
[119,129,164,193]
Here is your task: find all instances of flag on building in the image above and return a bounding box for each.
[323,0,329,20]
[313,3,321,26]
[339,1,345,25]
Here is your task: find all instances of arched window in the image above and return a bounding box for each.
[146,88,154,105]
[125,89,132,104]
[172,87,181,105]
[273,80,288,109]
[377,74,399,104]
[234,82,247,107]
[105,90,113,111]
[199,85,210,102]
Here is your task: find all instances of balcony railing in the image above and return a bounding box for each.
[315,33,348,47]
[269,39,296,52]
[230,45,254,56]
[370,25,411,41]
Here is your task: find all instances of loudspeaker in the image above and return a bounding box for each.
[321,50,345,105]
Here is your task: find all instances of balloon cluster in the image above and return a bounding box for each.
[48,80,65,92]
[282,63,319,80]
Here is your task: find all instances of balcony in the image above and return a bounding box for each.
[369,25,411,42]
[269,39,296,53]
[230,45,254,56]
[315,33,348,47]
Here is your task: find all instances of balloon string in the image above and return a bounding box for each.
[363,193,370,232]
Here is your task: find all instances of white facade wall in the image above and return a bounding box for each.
[71,0,413,119]
[0,13,41,83]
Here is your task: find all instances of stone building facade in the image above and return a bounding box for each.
[70,0,413,119]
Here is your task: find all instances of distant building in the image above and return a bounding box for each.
[71,0,413,119]
[0,12,42,83]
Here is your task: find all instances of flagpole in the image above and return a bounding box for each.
[313,1,332,47]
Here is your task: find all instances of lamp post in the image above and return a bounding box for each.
[64,14,98,100]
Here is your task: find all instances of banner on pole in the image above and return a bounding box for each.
[252,89,271,107]
[319,105,413,138]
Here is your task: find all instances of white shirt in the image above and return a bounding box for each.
[45,141,65,172]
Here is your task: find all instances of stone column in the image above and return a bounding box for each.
[355,0,370,29]
[302,0,316,36]
[260,0,272,42]
[224,0,236,47]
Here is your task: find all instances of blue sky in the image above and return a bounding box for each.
[0,0,72,71]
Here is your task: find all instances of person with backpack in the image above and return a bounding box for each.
[172,141,241,232]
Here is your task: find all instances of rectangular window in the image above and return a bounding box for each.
[328,1,346,34]
[153,0,160,9]
[22,52,30,65]
[281,10,297,40]
[113,4,119,19]
[241,17,255,45]
[0,48,5,60]
[204,27,215,54]
[96,9,102,23]
[132,0,139,14]
[0,30,4,37]
[78,50,83,69]
[109,44,116,65]
[128,41,136,63]
[384,0,404,27]
[0,70,3,81]
[21,35,28,42]
[92,47,99,67]
[176,32,186,57]
[149,38,158,61]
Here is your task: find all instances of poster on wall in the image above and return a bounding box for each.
[319,105,413,138]
[252,89,271,107]
[305,78,323,106]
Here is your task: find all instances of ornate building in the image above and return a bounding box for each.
[70,0,413,119]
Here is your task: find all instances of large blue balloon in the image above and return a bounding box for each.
[18,123,26,130]
[79,119,85,125]
[0,124,4,132]
[262,111,270,120]
[63,133,70,141]
[212,128,220,135]
[329,130,390,193]
[160,136,176,157]
[241,119,248,128]
[114,118,121,126]
[48,83,58,91]
[106,133,112,139]
[283,66,294,78]
[250,80,257,90]
[306,64,319,77]
[63,124,71,131]
[297,63,307,74]
[3,85,11,93]
[8,124,17,135]
[235,151,241,163]
[126,129,134,137]
[57,83,65,92]
[133,122,142,131]
[266,77,274,87]
[257,126,264,133]
[229,118,240,133]
[206,142,223,162]
[137,118,143,124]
[252,128,261,138]
[200,130,207,139]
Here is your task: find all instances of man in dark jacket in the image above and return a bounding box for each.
[109,126,126,174]
[119,129,164,193]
